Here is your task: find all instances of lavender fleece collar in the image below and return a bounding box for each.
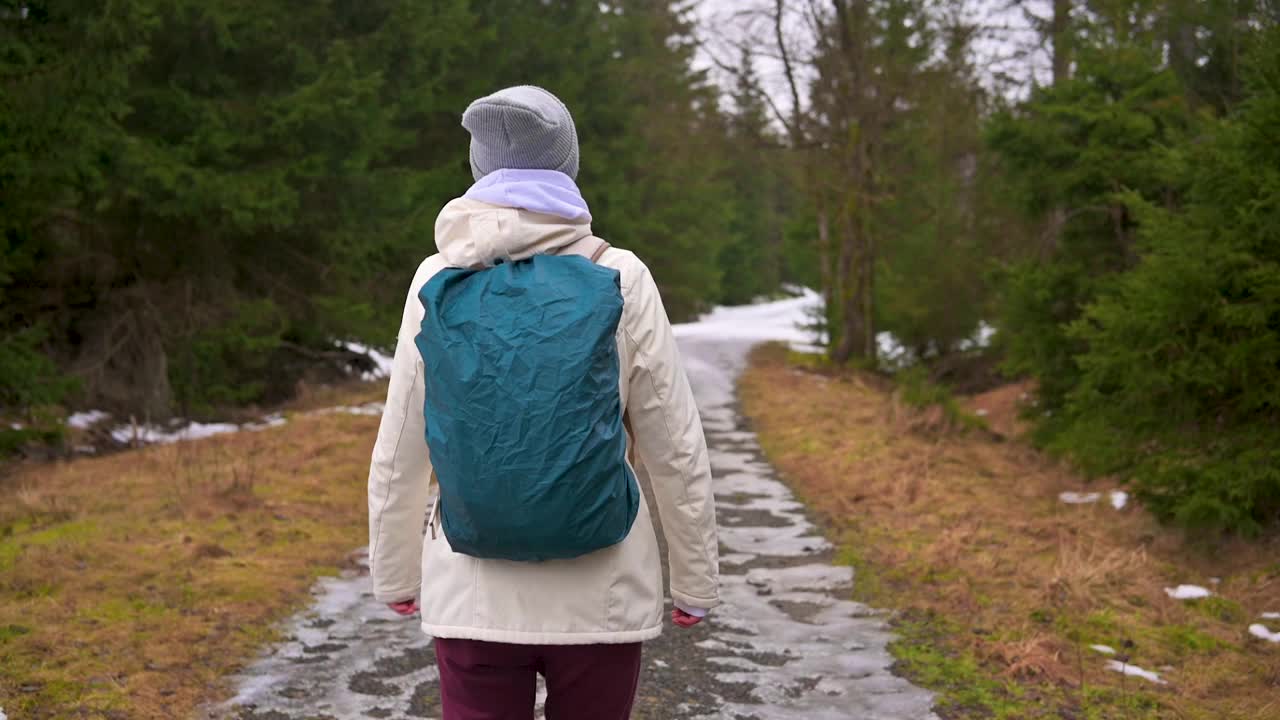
[464,169,591,222]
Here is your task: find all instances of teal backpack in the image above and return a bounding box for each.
[414,238,640,561]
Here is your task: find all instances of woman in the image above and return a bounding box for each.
[366,85,720,720]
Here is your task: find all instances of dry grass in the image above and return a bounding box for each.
[740,344,1280,720]
[0,382,386,719]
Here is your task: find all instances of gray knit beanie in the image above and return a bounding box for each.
[462,86,580,181]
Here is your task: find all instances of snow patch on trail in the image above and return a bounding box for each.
[210,293,940,720]
[1,705,7,720]
[1090,644,1117,655]
[1164,584,1212,600]
[1105,660,1167,684]
[678,310,939,720]
[215,549,440,718]
[1261,612,1280,620]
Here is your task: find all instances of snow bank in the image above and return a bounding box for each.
[1164,585,1212,600]
[1059,491,1102,504]
[1249,624,1280,643]
[338,340,394,381]
[1057,490,1128,509]
[110,420,240,446]
[1105,660,1166,684]
[245,413,288,431]
[314,402,384,417]
[673,288,824,351]
[106,403,384,448]
[67,410,110,429]
[957,321,996,351]
[671,290,1003,372]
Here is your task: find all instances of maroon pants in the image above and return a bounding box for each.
[434,637,643,720]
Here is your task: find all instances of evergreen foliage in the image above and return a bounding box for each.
[987,40,1200,408]
[0,0,739,419]
[4,0,1278,534]
[985,2,1279,532]
[1053,28,1280,532]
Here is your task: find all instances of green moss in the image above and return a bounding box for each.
[890,616,1042,719]
[1079,685,1163,720]
[1156,624,1226,656]
[834,543,885,604]
[80,597,168,624]
[786,348,831,369]
[0,623,31,642]
[1028,608,1054,625]
[1188,596,1245,624]
[0,519,98,571]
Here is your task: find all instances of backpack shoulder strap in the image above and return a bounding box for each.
[554,234,632,459]
[557,236,611,264]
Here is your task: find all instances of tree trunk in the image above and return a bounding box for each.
[816,193,834,344]
[1042,0,1073,260]
[828,0,876,364]
[72,292,174,422]
[1051,0,1072,85]
[832,191,870,364]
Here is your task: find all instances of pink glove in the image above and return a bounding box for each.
[671,607,702,628]
[387,598,419,616]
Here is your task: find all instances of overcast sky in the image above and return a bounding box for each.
[690,0,1054,114]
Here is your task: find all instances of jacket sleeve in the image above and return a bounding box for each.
[367,275,433,604]
[622,263,720,611]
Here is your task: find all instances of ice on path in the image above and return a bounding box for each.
[212,290,941,720]
[1090,644,1116,655]
[1105,660,1166,684]
[1164,585,1212,600]
[1249,624,1280,643]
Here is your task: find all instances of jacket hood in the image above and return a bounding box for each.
[434,197,593,269]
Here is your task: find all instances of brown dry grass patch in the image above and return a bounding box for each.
[740,344,1280,719]
[0,382,386,719]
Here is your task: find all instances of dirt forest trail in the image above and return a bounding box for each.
[206,292,939,720]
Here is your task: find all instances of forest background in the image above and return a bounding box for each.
[2,0,1278,533]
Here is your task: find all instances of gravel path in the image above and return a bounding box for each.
[204,333,938,720]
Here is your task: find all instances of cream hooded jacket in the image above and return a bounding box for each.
[366,198,720,645]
